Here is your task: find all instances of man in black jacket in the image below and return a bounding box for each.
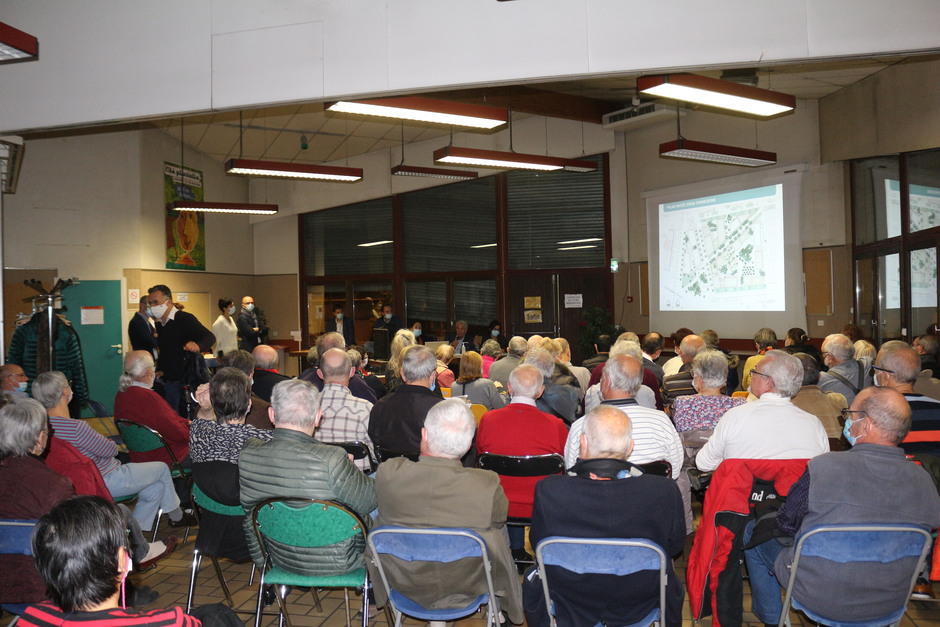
[147,284,215,413]
[237,295,267,351]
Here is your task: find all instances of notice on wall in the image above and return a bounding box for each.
[128,289,140,305]
[524,296,542,309]
[524,310,543,324]
[81,306,104,325]
[176,292,189,302]
[564,293,583,308]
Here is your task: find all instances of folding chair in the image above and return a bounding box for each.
[535,536,668,627]
[470,404,488,425]
[115,418,193,541]
[367,526,501,627]
[777,524,933,627]
[186,483,256,613]
[324,441,377,473]
[251,498,369,627]
[0,519,38,625]
[375,445,419,463]
[636,460,672,477]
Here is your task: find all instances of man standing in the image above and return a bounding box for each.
[488,336,527,388]
[477,364,568,562]
[128,296,158,358]
[818,333,873,405]
[369,345,442,456]
[873,340,940,456]
[237,295,267,351]
[369,400,523,624]
[316,348,375,471]
[696,351,829,472]
[251,344,292,403]
[523,405,685,627]
[239,378,376,575]
[147,284,215,413]
[446,319,476,355]
[0,363,29,399]
[565,354,682,475]
[744,387,940,624]
[373,303,404,338]
[326,303,356,347]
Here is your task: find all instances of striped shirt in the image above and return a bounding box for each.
[316,383,374,471]
[47,416,120,476]
[20,602,200,627]
[564,399,683,478]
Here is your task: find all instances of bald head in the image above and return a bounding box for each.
[123,350,155,381]
[527,335,543,350]
[252,344,279,370]
[316,331,346,357]
[679,335,706,363]
[318,348,353,384]
[580,405,634,461]
[850,386,912,446]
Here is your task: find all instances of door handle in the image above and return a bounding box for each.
[111,344,123,355]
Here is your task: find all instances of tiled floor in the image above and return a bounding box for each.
[123,509,940,627]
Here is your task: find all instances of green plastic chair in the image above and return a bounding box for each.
[115,418,192,541]
[251,498,370,627]
[187,483,256,613]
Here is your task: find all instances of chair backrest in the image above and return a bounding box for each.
[0,519,37,556]
[536,536,667,627]
[636,459,672,477]
[375,445,420,463]
[192,482,244,517]
[325,441,377,473]
[440,387,452,398]
[469,404,487,424]
[780,524,932,626]
[731,390,749,399]
[252,498,367,552]
[478,453,565,477]
[115,418,182,468]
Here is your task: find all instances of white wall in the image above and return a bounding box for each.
[3,0,940,133]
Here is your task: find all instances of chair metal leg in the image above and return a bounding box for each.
[211,556,234,607]
[249,563,256,586]
[276,585,292,627]
[343,588,351,627]
[361,573,370,627]
[151,508,164,542]
[309,587,322,613]
[254,569,267,627]
[186,551,202,613]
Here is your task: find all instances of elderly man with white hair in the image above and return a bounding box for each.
[523,347,579,424]
[250,344,292,403]
[817,333,873,405]
[369,399,523,624]
[696,351,829,472]
[584,340,658,412]
[488,335,528,388]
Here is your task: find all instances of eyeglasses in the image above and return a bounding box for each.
[840,408,868,420]
[749,369,771,379]
[871,365,895,375]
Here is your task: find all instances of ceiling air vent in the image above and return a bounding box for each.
[602,103,684,131]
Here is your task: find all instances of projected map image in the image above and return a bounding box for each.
[660,184,785,311]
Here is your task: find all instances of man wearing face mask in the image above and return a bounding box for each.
[373,303,404,338]
[128,296,159,359]
[0,363,30,399]
[114,351,191,468]
[147,285,215,414]
[326,303,356,347]
[872,340,940,458]
[743,386,940,624]
[237,295,267,351]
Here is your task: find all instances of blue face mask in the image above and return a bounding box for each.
[843,417,858,446]
[16,381,27,393]
[430,377,437,392]
[413,329,422,338]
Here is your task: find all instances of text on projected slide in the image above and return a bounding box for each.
[659,184,785,311]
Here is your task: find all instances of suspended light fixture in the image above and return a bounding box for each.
[434,146,597,172]
[0,22,38,63]
[390,123,478,180]
[659,138,776,167]
[226,158,362,182]
[637,73,795,117]
[167,201,279,215]
[327,97,507,129]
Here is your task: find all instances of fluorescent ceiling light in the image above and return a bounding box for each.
[327,97,508,129]
[558,245,597,251]
[226,158,362,182]
[391,165,478,180]
[434,146,597,173]
[167,201,278,215]
[357,240,393,247]
[470,243,497,249]
[659,138,776,167]
[0,22,38,63]
[637,74,795,117]
[558,237,602,244]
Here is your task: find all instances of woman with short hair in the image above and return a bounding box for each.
[211,297,238,355]
[451,351,508,410]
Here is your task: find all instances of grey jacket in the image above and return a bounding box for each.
[238,428,377,575]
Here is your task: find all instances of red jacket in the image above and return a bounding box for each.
[476,402,568,518]
[686,458,808,627]
[114,385,190,466]
[45,436,113,502]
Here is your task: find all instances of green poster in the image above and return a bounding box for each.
[164,162,206,270]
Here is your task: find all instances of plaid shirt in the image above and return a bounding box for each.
[317,383,375,471]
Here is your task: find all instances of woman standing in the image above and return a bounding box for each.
[211,297,238,355]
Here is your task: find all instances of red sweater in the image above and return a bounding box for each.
[114,386,190,466]
[476,402,568,518]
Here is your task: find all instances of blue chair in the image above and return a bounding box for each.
[367,526,501,627]
[777,524,933,627]
[0,519,38,622]
[251,498,369,627]
[535,536,668,627]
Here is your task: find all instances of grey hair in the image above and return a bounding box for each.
[507,336,528,357]
[480,339,503,358]
[32,371,69,410]
[609,340,642,361]
[877,340,920,384]
[523,348,555,378]
[270,379,321,430]
[319,348,352,380]
[617,331,640,344]
[219,349,256,376]
[692,349,729,389]
[346,349,362,368]
[858,387,912,444]
[210,367,252,424]
[401,345,437,383]
[793,352,820,386]
[424,399,476,459]
[582,405,633,460]
[315,331,346,359]
[822,334,854,361]
[754,327,778,349]
[916,334,939,357]
[455,320,468,329]
[678,335,706,360]
[0,397,48,456]
[508,364,543,399]
[759,351,803,398]
[253,345,279,370]
[118,351,154,392]
[601,354,643,395]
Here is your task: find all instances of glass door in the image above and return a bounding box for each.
[910,246,938,337]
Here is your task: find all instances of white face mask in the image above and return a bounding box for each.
[244,303,255,312]
[384,313,392,321]
[413,328,422,337]
[148,303,168,319]
[227,306,236,315]
[335,313,344,321]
